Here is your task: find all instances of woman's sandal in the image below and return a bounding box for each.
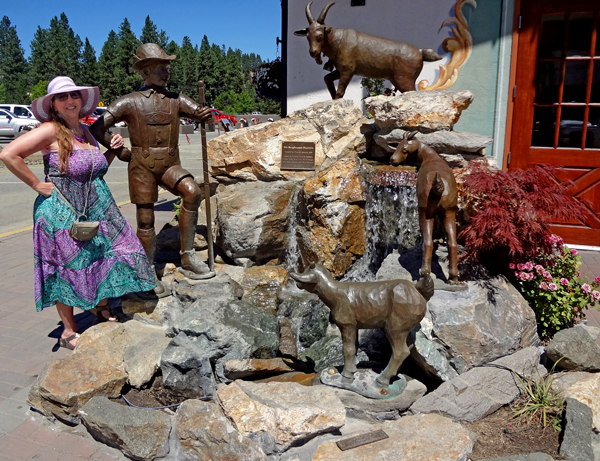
[58,333,80,350]
[95,305,119,323]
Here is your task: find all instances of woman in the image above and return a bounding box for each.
[0,76,156,349]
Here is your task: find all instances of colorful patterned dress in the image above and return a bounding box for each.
[33,140,156,311]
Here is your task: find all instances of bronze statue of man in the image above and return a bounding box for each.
[90,43,216,296]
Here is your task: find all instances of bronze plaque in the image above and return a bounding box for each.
[336,429,389,451]
[281,142,316,171]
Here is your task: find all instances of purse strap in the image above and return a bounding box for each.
[52,145,95,221]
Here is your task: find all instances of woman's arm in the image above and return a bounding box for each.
[0,123,57,197]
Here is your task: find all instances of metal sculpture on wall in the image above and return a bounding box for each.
[418,0,476,91]
[90,43,216,297]
[294,2,442,99]
[290,262,433,399]
[390,132,462,285]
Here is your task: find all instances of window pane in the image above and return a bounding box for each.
[539,15,565,59]
[558,106,586,147]
[532,106,557,147]
[588,107,600,148]
[563,60,590,102]
[591,61,600,103]
[535,61,561,103]
[566,14,594,57]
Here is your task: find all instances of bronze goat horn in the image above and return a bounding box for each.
[306,2,315,23]
[317,2,335,24]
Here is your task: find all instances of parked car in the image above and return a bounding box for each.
[210,109,237,126]
[251,111,262,115]
[0,109,40,137]
[0,104,35,119]
[81,107,107,125]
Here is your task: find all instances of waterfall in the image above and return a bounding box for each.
[343,168,419,282]
[283,188,301,273]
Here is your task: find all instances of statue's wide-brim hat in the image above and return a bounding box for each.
[132,43,176,71]
[31,76,100,123]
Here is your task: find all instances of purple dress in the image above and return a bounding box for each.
[33,143,155,311]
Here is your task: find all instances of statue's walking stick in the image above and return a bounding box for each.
[198,81,214,271]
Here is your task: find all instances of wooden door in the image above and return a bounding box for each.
[510,0,600,245]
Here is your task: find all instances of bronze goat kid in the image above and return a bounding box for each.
[290,262,433,387]
[295,2,442,99]
[391,132,461,285]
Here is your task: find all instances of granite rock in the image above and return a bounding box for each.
[546,326,600,372]
[560,397,594,461]
[217,380,345,453]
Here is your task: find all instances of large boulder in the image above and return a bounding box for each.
[208,99,367,183]
[215,181,298,264]
[167,299,279,382]
[240,265,288,315]
[297,156,367,277]
[365,89,474,131]
[561,373,600,430]
[176,399,267,461]
[546,325,600,372]
[376,250,539,381]
[373,128,493,155]
[311,413,474,461]
[160,332,215,400]
[80,396,171,461]
[560,397,594,461]
[217,380,346,453]
[410,347,546,422]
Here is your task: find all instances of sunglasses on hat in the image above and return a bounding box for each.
[54,91,81,102]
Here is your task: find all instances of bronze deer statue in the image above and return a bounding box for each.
[294,2,442,99]
[391,132,461,285]
[290,262,433,387]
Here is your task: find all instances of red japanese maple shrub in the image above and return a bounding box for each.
[458,162,591,267]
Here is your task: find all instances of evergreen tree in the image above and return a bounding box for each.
[29,79,48,100]
[97,30,120,104]
[114,18,141,95]
[80,38,97,87]
[179,36,197,98]
[28,26,48,86]
[165,40,181,93]
[139,16,168,48]
[0,16,28,103]
[45,13,83,81]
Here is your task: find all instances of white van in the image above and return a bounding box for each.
[0,104,35,119]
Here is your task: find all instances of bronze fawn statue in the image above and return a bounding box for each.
[294,2,442,99]
[290,262,433,387]
[391,132,461,285]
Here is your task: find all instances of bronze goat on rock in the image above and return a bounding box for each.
[391,132,461,285]
[295,2,442,99]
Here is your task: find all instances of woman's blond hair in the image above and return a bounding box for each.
[46,95,82,173]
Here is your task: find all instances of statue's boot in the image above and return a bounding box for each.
[178,205,215,280]
[137,227,170,298]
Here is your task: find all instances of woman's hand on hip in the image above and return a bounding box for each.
[109,134,124,149]
[33,182,54,197]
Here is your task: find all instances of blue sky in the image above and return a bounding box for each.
[3,0,282,62]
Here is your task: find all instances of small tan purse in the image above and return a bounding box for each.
[53,146,99,242]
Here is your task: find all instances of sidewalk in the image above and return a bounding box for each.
[0,195,179,461]
[0,198,599,459]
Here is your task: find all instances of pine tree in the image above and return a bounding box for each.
[0,16,28,103]
[97,30,120,104]
[165,40,181,93]
[28,26,48,86]
[140,16,168,48]
[224,47,244,94]
[80,38,97,87]
[114,18,141,95]
[179,36,197,98]
[45,13,83,81]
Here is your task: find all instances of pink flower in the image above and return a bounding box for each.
[595,276,600,283]
[518,272,529,281]
[535,265,544,273]
[548,283,558,291]
[582,283,591,294]
[570,249,578,256]
[508,263,516,270]
[542,271,551,278]
[524,262,534,271]
[539,282,548,290]
[517,263,526,271]
[560,278,569,286]
[592,291,600,301]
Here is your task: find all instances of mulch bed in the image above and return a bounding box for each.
[463,396,565,460]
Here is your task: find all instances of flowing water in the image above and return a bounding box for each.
[283,188,301,273]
